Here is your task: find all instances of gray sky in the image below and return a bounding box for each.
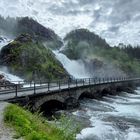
[0,0,140,45]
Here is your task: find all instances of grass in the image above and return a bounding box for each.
[4,104,79,140]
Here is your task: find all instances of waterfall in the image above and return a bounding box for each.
[0,37,23,83]
[0,37,11,51]
[0,66,23,84]
[53,50,91,79]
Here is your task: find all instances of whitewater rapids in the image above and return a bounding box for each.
[74,88,140,140]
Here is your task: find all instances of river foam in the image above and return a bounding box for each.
[76,88,140,140]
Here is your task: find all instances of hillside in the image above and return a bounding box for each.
[0,34,68,81]
[63,29,110,60]
[62,29,140,77]
[0,16,62,49]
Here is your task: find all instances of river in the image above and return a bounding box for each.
[53,49,140,140]
[0,41,140,140]
[74,87,140,140]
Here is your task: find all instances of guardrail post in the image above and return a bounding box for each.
[89,78,90,85]
[48,82,50,91]
[34,82,36,94]
[15,84,17,97]
[59,81,61,90]
[103,78,104,83]
[94,78,96,84]
[99,78,100,84]
[68,80,70,88]
[76,79,78,87]
[83,79,84,85]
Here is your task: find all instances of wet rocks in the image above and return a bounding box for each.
[116,120,130,131]
[0,74,15,89]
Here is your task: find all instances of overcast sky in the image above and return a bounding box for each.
[0,0,140,45]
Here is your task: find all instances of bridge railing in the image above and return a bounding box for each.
[0,77,140,99]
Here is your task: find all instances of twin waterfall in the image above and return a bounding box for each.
[0,39,140,140]
[0,39,90,82]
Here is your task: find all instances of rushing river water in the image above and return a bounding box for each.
[73,87,140,140]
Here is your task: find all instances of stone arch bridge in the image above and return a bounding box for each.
[0,77,140,113]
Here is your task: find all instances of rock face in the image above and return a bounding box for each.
[0,74,14,89]
[17,17,63,49]
[62,28,110,60]
[64,28,110,48]
[0,34,32,64]
[0,74,4,80]
[18,17,57,41]
[15,33,32,43]
[0,34,69,81]
[0,37,4,42]
[84,58,126,78]
[84,59,104,71]
[0,16,62,49]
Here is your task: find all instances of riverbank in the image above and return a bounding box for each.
[3,103,79,140]
[0,102,19,140]
[1,86,140,140]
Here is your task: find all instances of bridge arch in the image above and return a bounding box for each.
[33,96,65,112]
[40,99,66,116]
[78,91,92,100]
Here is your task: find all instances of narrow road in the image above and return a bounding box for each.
[0,102,14,140]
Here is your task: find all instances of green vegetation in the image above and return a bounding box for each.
[10,42,67,80]
[0,34,68,81]
[4,104,79,140]
[63,28,140,76]
[90,46,140,76]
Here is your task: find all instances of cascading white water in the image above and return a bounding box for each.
[0,37,23,83]
[74,88,140,140]
[0,36,11,51]
[0,66,23,84]
[53,50,91,79]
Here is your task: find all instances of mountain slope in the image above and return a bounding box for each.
[63,28,110,60]
[0,34,68,81]
[0,16,62,49]
[62,29,140,77]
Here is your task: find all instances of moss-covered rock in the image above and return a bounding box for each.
[0,34,69,81]
[62,29,140,77]
[62,28,110,60]
[17,17,63,49]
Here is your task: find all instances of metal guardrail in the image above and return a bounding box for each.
[0,77,140,100]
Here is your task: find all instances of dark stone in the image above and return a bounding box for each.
[15,33,32,43]
[65,97,79,109]
[0,34,31,65]
[17,17,63,49]
[0,37,4,42]
[84,58,104,70]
